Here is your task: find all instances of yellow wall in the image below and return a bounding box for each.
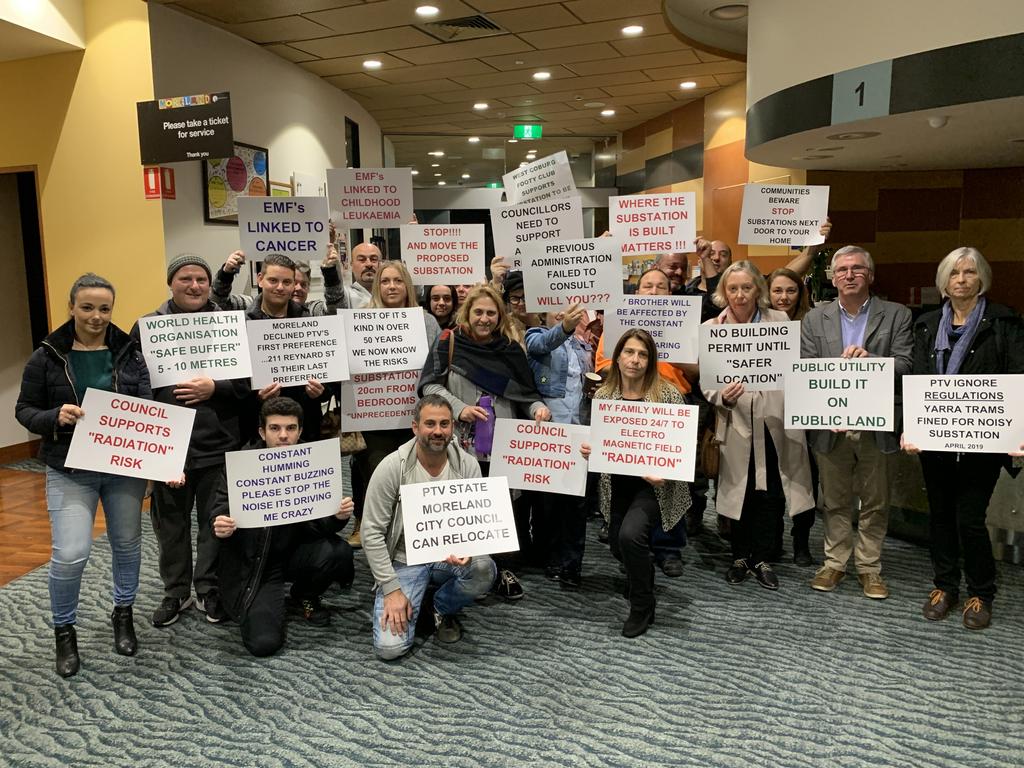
[0,0,165,329]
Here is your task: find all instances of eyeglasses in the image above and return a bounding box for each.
[833,265,870,277]
[507,294,526,305]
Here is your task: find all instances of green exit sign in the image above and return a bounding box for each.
[513,124,542,139]
[486,182,502,189]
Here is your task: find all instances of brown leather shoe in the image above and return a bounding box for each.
[922,589,957,621]
[810,566,845,592]
[962,597,992,630]
[858,573,889,599]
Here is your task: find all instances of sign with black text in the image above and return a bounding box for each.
[602,295,701,364]
[340,370,420,431]
[247,315,349,389]
[238,196,329,258]
[226,439,343,528]
[521,237,622,312]
[785,358,893,430]
[502,151,576,205]
[139,311,252,388]
[609,192,697,255]
[327,167,413,229]
[698,321,800,391]
[903,375,1024,453]
[136,92,233,164]
[400,476,518,565]
[738,184,829,246]
[340,308,429,374]
[588,400,697,482]
[490,197,584,270]
[65,390,195,481]
[488,420,589,496]
[400,224,485,284]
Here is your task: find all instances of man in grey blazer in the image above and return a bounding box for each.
[800,245,912,599]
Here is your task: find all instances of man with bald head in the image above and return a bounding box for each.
[654,252,688,295]
[686,238,733,322]
[346,242,382,309]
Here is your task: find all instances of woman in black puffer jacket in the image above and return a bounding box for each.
[16,273,151,677]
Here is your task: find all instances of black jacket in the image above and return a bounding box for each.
[132,300,250,469]
[212,441,345,620]
[912,300,1024,377]
[16,319,151,470]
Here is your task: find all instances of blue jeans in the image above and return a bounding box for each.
[46,468,146,626]
[372,557,496,660]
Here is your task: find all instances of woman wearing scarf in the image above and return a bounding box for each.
[702,262,814,590]
[419,285,551,600]
[902,247,1024,630]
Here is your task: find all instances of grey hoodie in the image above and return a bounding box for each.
[361,436,481,596]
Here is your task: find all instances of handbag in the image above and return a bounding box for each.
[699,411,723,480]
[323,393,367,456]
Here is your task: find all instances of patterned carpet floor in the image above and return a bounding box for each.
[2,502,1023,767]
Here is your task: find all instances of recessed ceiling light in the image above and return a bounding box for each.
[514,60,524,65]
[468,136,480,143]
[519,162,528,167]
[622,25,644,36]
[523,100,533,105]
[411,170,419,175]
[433,172,442,176]
[461,173,470,179]
[533,71,551,81]
[583,102,605,108]
[826,131,880,140]
[473,102,488,110]
[415,5,439,17]
[709,4,748,20]
[428,150,444,156]
[438,180,446,185]
[508,139,518,143]
[596,153,614,160]
[431,163,440,167]
[363,60,382,70]
[679,81,697,90]
[601,109,616,117]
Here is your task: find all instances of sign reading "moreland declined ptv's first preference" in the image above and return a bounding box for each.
[698,321,800,391]
[247,315,349,389]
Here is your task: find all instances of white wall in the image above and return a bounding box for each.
[747,0,1024,105]
[0,0,84,47]
[148,3,383,292]
[0,174,36,448]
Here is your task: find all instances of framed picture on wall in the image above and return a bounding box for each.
[202,141,269,223]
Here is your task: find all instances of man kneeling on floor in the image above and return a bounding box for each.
[212,397,354,657]
[363,394,496,659]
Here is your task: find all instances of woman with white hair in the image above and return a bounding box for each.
[903,247,1024,630]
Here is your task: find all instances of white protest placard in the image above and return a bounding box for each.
[488,420,589,496]
[247,315,349,389]
[785,358,894,431]
[340,307,429,375]
[698,321,800,391]
[602,295,701,364]
[139,311,252,388]
[609,192,697,256]
[237,196,329,259]
[738,183,830,246]
[326,167,412,229]
[903,374,1024,453]
[65,389,195,481]
[521,237,622,312]
[588,400,697,482]
[490,196,584,270]
[226,438,343,528]
[502,150,576,205]
[340,370,419,431]
[400,476,518,565]
[400,223,485,285]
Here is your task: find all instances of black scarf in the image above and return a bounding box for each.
[419,328,541,405]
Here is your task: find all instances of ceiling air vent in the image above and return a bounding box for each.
[417,15,505,42]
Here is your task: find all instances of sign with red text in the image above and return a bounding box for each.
[588,400,697,481]
[502,151,576,205]
[340,370,419,431]
[903,375,1024,453]
[609,192,697,256]
[326,167,413,229]
[227,438,343,528]
[247,315,349,389]
[340,308,429,374]
[698,321,800,391]
[400,476,518,565]
[602,295,702,364]
[488,420,589,496]
[785,358,893,431]
[738,184,829,246]
[400,223,485,284]
[238,196,329,258]
[521,237,622,312]
[138,311,252,388]
[490,196,584,269]
[65,389,195,481]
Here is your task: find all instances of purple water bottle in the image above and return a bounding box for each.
[474,395,495,454]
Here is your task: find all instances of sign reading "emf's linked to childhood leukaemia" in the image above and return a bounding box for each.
[326,167,413,229]
[138,310,252,388]
[784,358,894,431]
[698,321,800,391]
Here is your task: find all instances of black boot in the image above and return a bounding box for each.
[793,532,814,567]
[54,624,80,678]
[111,605,138,656]
[622,606,656,638]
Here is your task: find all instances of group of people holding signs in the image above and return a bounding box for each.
[16,160,1023,679]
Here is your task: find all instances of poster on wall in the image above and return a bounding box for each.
[136,92,234,165]
[203,141,270,224]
